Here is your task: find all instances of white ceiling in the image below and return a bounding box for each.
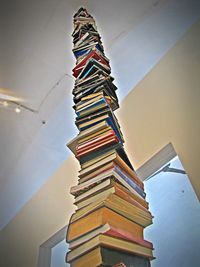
[0,0,200,230]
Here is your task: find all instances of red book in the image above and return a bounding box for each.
[77,136,118,158]
[77,130,116,150]
[106,225,153,249]
[72,50,109,77]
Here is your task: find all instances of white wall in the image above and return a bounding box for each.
[117,19,200,199]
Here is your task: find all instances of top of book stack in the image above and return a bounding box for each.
[66,7,154,266]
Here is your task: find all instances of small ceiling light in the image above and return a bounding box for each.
[15,107,21,113]
[3,101,8,107]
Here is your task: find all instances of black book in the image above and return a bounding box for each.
[73,92,119,112]
[74,75,117,94]
[73,7,92,19]
[73,30,100,44]
[75,107,110,124]
[70,246,151,267]
[73,77,118,105]
[76,108,123,143]
[73,72,105,91]
[101,247,151,267]
[72,23,97,39]
[74,74,111,93]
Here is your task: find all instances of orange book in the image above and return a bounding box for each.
[75,180,149,211]
[77,129,116,151]
[80,152,144,190]
[69,223,153,250]
[67,234,154,262]
[77,133,118,155]
[67,206,144,242]
[79,161,144,191]
[70,194,152,227]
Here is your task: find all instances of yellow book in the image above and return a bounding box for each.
[66,234,154,263]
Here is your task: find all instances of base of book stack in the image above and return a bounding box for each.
[66,7,154,267]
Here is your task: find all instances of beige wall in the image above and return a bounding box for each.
[0,19,200,267]
[0,156,79,267]
[117,19,200,199]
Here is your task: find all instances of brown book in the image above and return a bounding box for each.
[79,161,143,190]
[68,223,153,250]
[67,121,110,155]
[78,127,112,144]
[66,234,154,262]
[70,194,153,227]
[74,179,149,211]
[67,207,144,242]
[71,168,146,204]
[79,150,144,190]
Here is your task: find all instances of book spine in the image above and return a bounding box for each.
[77,130,116,150]
[106,227,153,249]
[77,136,118,158]
[114,166,146,199]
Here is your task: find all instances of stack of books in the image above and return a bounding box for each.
[66,7,154,267]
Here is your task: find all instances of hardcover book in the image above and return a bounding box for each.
[66,7,153,267]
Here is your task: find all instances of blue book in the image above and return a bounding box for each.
[114,165,146,199]
[79,115,123,145]
[74,43,103,58]
[76,98,107,117]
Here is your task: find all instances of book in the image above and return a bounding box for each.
[73,76,117,100]
[73,43,104,59]
[69,246,151,267]
[66,234,154,262]
[78,140,121,165]
[73,161,142,198]
[76,58,111,80]
[74,73,117,92]
[67,121,111,155]
[73,50,109,77]
[76,63,110,84]
[68,8,154,266]
[77,129,116,149]
[76,94,112,112]
[74,92,112,111]
[75,97,112,118]
[78,127,113,146]
[79,148,142,187]
[68,223,153,250]
[76,111,124,145]
[70,194,153,227]
[74,71,105,89]
[113,263,127,267]
[74,180,148,211]
[67,206,144,242]
[77,135,119,159]
[72,23,97,40]
[78,160,143,190]
[73,165,145,200]
[73,32,90,48]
